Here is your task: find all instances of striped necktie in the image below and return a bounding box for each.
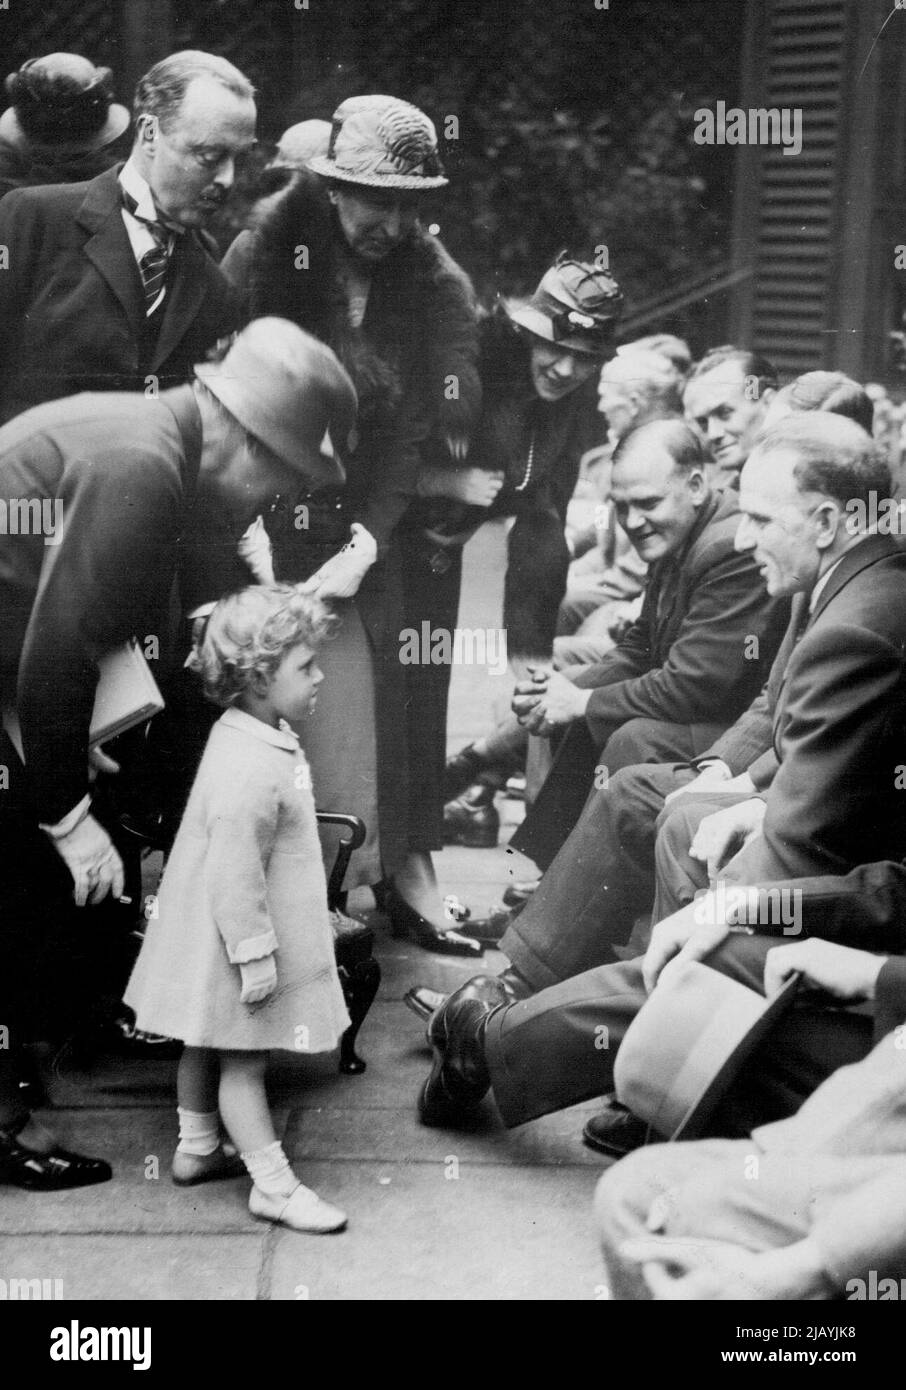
[121,188,173,315]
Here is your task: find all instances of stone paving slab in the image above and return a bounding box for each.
[265,1163,606,1301]
[284,1103,606,1168]
[0,1235,263,1300]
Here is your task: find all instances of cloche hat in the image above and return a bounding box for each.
[506,252,624,357]
[308,94,448,190]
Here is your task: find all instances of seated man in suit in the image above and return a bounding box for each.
[509,347,780,873]
[507,415,788,862]
[408,398,883,1037]
[415,413,906,1138]
[596,935,906,1301]
[0,49,254,422]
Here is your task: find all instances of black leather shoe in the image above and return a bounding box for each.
[384,885,484,958]
[443,784,500,848]
[405,970,525,1024]
[404,985,448,1023]
[0,1124,112,1191]
[582,1096,652,1158]
[465,904,515,944]
[444,743,487,798]
[418,984,501,1127]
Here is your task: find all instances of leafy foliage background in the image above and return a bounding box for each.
[5,0,747,315]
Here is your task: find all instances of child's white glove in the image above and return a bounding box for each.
[299,523,377,600]
[239,955,277,1004]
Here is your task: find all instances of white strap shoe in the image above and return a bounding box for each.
[249,1181,347,1233]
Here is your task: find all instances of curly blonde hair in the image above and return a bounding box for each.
[189,584,337,708]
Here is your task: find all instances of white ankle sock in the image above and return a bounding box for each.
[176,1107,220,1157]
[241,1140,298,1198]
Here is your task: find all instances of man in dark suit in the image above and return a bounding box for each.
[505,415,789,875]
[653,411,906,903]
[0,50,255,422]
[415,412,906,1137]
[0,319,357,1190]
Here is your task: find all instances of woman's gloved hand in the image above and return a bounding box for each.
[298,522,377,600]
[237,515,276,584]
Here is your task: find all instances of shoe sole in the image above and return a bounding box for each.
[581,1122,648,1160]
[403,990,440,1024]
[0,1166,112,1191]
[249,1203,347,1234]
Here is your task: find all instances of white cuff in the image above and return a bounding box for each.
[226,930,280,964]
[187,601,217,621]
[40,794,92,839]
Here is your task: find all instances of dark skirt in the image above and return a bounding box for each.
[397,524,464,852]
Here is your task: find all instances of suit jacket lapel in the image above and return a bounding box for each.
[808,533,899,624]
[772,535,902,742]
[77,166,145,334]
[152,233,209,371]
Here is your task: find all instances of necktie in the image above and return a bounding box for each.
[121,188,173,314]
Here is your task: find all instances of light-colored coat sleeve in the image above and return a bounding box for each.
[202,776,281,964]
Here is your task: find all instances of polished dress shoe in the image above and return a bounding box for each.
[444,743,488,798]
[404,985,448,1023]
[405,967,531,1024]
[465,904,514,944]
[0,1122,112,1191]
[383,885,483,958]
[582,1095,653,1158]
[502,879,539,910]
[443,783,500,848]
[418,983,501,1127]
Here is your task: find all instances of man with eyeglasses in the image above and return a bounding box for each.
[0,50,255,424]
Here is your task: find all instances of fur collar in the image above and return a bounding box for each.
[245,171,480,432]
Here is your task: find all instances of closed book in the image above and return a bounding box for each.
[2,639,165,758]
[89,639,165,746]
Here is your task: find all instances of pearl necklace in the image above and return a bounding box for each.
[514,432,536,492]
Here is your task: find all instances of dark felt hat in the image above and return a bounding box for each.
[195,318,357,489]
[1,53,129,153]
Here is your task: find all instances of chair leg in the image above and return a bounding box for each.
[338,958,381,1075]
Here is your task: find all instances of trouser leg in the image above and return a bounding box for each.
[484,932,872,1130]
[650,792,753,923]
[510,720,603,871]
[480,715,529,780]
[512,717,725,873]
[501,761,694,988]
[485,957,647,1127]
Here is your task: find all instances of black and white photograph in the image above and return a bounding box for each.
[0,0,904,1336]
